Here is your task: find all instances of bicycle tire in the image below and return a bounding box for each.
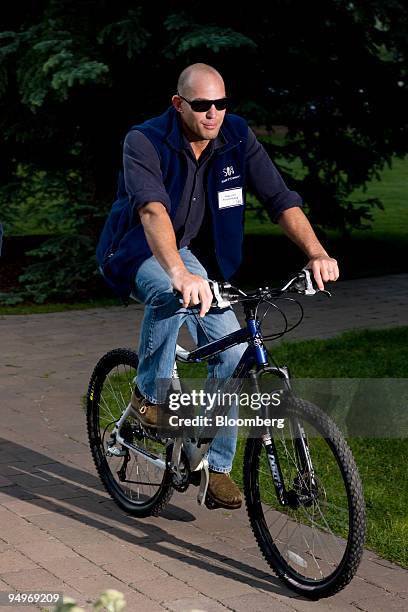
[87,348,173,517]
[243,397,365,599]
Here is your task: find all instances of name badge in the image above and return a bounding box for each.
[218,187,243,209]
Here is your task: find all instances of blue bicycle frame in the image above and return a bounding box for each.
[181,299,291,385]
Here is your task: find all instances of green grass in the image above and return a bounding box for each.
[0,298,120,315]
[351,438,408,567]
[244,155,408,240]
[351,157,408,241]
[269,326,408,378]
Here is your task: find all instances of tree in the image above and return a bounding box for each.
[0,0,407,301]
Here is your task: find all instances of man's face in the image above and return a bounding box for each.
[172,73,227,142]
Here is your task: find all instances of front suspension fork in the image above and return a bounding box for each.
[262,420,316,508]
[262,431,288,506]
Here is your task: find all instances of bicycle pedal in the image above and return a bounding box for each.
[204,494,221,510]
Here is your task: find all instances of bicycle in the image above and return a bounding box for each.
[86,269,366,600]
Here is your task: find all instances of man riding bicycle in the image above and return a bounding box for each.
[97,62,339,510]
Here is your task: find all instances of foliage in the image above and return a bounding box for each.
[55,589,126,611]
[18,234,98,303]
[1,164,76,234]
[163,12,257,57]
[0,164,103,303]
[0,1,407,300]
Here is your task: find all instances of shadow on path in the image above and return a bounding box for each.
[0,438,299,600]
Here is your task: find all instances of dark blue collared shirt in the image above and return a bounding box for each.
[124,124,301,231]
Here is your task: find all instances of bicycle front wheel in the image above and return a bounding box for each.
[87,348,173,517]
[244,397,365,599]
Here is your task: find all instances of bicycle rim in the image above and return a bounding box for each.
[87,348,173,517]
[244,398,365,598]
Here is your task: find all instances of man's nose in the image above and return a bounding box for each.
[206,105,217,118]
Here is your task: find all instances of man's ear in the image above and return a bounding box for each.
[172,95,183,113]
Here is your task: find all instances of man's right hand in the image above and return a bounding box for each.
[170,268,213,318]
[138,203,213,316]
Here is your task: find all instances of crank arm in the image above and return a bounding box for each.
[197,460,210,506]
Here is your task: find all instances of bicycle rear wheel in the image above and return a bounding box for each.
[244,397,365,599]
[87,348,173,517]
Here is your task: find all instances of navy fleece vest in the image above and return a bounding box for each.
[96,107,248,300]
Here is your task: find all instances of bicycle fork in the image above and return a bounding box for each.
[262,432,288,506]
[262,421,317,509]
[252,361,317,508]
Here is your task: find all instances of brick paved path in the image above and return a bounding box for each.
[0,274,407,611]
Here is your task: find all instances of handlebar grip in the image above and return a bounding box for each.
[172,281,238,309]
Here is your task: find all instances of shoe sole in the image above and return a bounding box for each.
[205,492,242,510]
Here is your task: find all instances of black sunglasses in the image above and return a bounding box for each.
[178,94,228,112]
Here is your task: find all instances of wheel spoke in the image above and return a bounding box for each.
[87,350,172,514]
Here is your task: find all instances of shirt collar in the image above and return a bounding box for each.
[181,132,225,155]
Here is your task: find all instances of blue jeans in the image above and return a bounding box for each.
[133,247,246,473]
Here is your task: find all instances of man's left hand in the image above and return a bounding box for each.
[305,255,339,290]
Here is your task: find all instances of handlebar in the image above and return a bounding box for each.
[174,269,331,310]
[207,269,331,309]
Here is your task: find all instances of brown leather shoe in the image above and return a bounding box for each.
[206,472,243,510]
[130,388,158,428]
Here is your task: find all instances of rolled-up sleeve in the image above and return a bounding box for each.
[123,130,172,212]
[246,128,302,222]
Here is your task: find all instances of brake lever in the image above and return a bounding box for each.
[303,268,331,297]
[281,269,331,297]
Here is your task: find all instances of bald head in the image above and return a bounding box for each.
[177,63,225,98]
[172,63,227,145]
